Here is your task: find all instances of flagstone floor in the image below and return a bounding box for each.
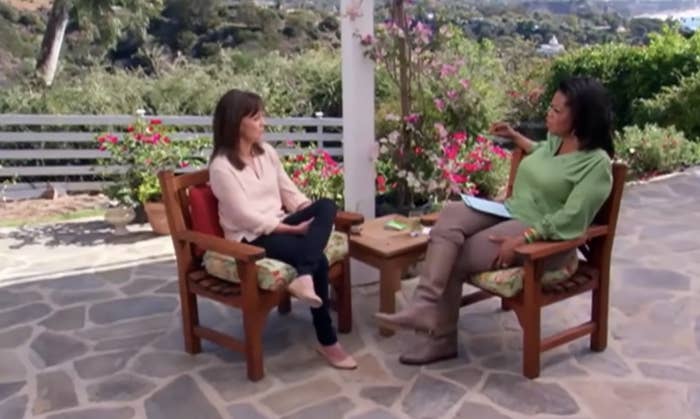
[1,168,699,419]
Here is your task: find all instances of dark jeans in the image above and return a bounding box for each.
[247,198,338,346]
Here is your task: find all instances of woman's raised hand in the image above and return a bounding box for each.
[488,122,516,140]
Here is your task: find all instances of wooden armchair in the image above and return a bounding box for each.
[158,169,364,382]
[422,148,627,379]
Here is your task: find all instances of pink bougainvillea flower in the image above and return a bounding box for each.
[152,133,161,143]
[414,146,423,155]
[150,119,162,125]
[107,135,118,144]
[179,161,189,168]
[98,144,107,151]
[126,125,135,132]
[404,113,420,125]
[434,98,445,112]
[286,140,295,147]
[447,90,458,100]
[295,154,305,162]
[414,21,432,44]
[459,79,470,90]
[453,132,467,143]
[439,63,457,78]
[97,136,106,143]
[475,135,487,144]
[434,123,448,139]
[163,136,171,144]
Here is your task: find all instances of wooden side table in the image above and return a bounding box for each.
[348,215,430,336]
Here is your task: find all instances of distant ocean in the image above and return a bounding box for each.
[637,8,700,31]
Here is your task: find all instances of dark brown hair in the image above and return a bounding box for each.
[558,76,615,158]
[211,89,265,170]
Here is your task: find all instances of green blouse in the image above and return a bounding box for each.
[504,135,613,241]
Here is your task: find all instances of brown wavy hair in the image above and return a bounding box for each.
[211,89,265,170]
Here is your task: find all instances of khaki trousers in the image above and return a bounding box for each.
[415,201,572,335]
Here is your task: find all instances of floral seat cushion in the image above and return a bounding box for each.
[469,252,580,298]
[202,231,349,290]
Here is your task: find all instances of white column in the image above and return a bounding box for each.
[341,0,378,287]
[341,0,375,218]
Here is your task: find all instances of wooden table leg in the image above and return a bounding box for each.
[378,260,403,337]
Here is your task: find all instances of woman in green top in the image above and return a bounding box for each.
[375,76,614,365]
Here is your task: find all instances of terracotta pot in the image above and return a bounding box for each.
[144,201,170,235]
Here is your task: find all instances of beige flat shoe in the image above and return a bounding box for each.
[287,275,322,308]
[316,344,358,370]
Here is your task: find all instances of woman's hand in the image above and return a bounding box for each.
[293,218,313,235]
[275,218,313,235]
[297,201,312,211]
[488,122,516,140]
[489,235,525,269]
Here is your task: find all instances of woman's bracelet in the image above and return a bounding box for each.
[523,227,539,244]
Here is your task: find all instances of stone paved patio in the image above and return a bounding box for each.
[1,168,699,419]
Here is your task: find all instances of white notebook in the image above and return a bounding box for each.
[461,194,512,219]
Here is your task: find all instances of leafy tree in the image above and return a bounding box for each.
[36,0,162,86]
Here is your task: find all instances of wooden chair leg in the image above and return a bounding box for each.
[590,286,609,352]
[243,308,266,382]
[501,299,512,311]
[521,306,542,379]
[180,290,201,354]
[336,261,352,334]
[277,296,291,315]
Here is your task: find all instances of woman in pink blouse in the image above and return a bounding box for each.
[208,89,357,370]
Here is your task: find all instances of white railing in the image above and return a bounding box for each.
[0,114,343,199]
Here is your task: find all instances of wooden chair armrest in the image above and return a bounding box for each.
[515,238,584,260]
[173,230,266,262]
[515,225,608,260]
[334,211,364,232]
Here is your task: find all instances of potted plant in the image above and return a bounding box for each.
[97,116,208,235]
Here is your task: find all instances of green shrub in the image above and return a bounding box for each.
[633,70,700,142]
[543,28,700,127]
[0,3,19,23]
[0,49,341,117]
[614,124,699,179]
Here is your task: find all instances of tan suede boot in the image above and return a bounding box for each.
[375,240,461,333]
[398,332,458,365]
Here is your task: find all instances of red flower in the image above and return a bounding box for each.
[126,125,134,132]
[295,154,305,162]
[97,136,106,143]
[414,146,423,154]
[453,132,467,143]
[376,175,387,193]
[98,144,107,151]
[144,158,152,165]
[152,133,161,143]
[107,135,118,144]
[163,136,171,144]
[150,119,162,125]
[179,161,190,168]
